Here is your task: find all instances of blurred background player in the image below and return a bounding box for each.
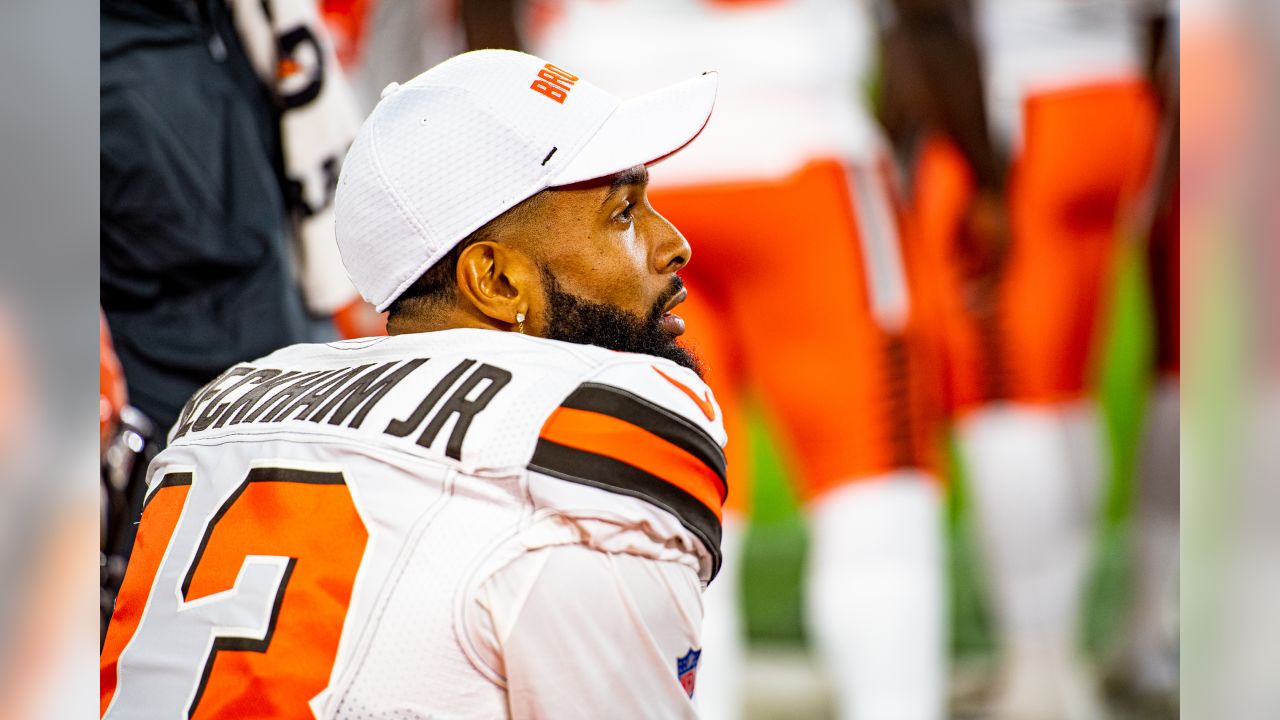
[449,1,968,718]
[906,0,1160,717]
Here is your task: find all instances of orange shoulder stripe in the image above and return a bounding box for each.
[539,406,724,519]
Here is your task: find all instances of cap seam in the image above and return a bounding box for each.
[366,99,443,309]
[449,83,547,166]
[545,100,622,186]
[378,174,552,312]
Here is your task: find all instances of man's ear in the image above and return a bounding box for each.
[455,241,538,327]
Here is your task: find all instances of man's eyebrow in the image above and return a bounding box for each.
[600,166,648,206]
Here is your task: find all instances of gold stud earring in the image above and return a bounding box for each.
[516,312,526,334]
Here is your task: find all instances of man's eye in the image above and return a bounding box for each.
[616,201,634,222]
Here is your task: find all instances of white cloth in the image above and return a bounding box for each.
[102,330,727,718]
[806,474,946,720]
[471,542,704,719]
[228,0,363,314]
[956,403,1105,719]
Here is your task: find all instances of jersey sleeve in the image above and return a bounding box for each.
[474,543,704,719]
[525,359,729,578]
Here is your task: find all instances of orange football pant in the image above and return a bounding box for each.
[913,79,1159,414]
[650,159,943,511]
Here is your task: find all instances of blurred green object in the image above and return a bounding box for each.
[740,240,1157,658]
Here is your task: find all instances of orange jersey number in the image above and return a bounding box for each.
[101,465,369,718]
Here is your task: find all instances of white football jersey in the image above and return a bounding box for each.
[101,329,727,719]
[977,0,1145,146]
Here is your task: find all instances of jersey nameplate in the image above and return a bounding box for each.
[172,358,512,460]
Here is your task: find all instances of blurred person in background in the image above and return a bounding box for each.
[452,1,1022,718]
[906,0,1160,717]
[100,0,377,562]
[100,0,371,446]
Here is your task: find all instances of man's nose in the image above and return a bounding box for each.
[652,213,692,273]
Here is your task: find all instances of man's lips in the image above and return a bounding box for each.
[662,287,688,315]
[660,287,688,336]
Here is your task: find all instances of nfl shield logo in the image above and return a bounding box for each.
[676,648,702,698]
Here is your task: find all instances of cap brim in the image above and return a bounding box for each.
[550,72,718,187]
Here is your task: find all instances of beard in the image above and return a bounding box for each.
[539,266,704,377]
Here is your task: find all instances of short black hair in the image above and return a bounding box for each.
[385,228,487,322]
[385,190,544,324]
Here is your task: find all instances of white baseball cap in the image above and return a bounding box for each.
[335,49,718,312]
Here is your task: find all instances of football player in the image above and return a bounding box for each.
[908,0,1160,717]
[102,50,726,718]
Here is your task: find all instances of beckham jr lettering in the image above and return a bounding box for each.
[172,357,511,460]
